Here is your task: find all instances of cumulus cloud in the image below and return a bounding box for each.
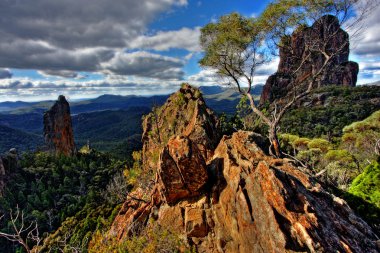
[101,51,185,80]
[129,27,201,52]
[188,69,218,83]
[351,3,380,57]
[38,70,88,79]
[0,68,12,79]
[0,0,188,77]
[188,58,279,86]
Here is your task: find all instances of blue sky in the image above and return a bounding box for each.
[0,0,378,102]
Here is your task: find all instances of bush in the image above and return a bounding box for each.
[349,161,380,209]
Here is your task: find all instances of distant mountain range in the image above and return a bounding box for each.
[0,85,263,154]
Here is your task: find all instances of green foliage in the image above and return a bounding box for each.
[349,161,380,209]
[292,137,310,151]
[0,151,127,252]
[341,110,380,164]
[200,12,259,71]
[219,112,244,136]
[343,161,380,233]
[175,92,186,107]
[89,220,189,253]
[307,138,331,153]
[281,86,380,138]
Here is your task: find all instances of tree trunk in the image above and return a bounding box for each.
[269,125,281,158]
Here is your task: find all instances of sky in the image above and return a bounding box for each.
[0,0,379,102]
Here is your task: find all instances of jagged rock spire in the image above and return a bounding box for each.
[43,95,76,156]
[260,15,359,105]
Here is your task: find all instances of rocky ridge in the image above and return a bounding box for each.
[43,95,76,156]
[104,85,379,252]
[260,15,359,105]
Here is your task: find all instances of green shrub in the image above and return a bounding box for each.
[307,138,331,153]
[349,161,380,208]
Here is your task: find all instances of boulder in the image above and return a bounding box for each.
[260,15,359,105]
[43,95,76,156]
[157,135,208,204]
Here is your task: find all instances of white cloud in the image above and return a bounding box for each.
[129,27,201,52]
[0,0,188,76]
[188,58,279,86]
[38,70,88,79]
[350,3,380,57]
[100,51,185,80]
[0,76,183,101]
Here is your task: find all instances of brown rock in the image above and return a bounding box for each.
[142,84,220,173]
[108,187,153,240]
[185,206,208,238]
[158,135,208,204]
[206,131,378,253]
[260,15,359,105]
[102,82,379,252]
[43,95,76,156]
[105,131,379,253]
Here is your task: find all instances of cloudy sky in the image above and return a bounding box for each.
[0,0,379,102]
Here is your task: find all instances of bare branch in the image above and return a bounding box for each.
[0,206,41,253]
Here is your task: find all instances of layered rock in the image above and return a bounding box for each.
[204,131,378,252]
[43,95,76,156]
[158,135,208,204]
[142,84,220,173]
[260,15,359,105]
[105,85,379,252]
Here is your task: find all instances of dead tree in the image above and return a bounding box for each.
[0,206,42,253]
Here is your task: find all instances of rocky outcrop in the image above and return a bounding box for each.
[43,95,76,156]
[260,15,359,105]
[142,84,220,173]
[105,85,379,252]
[204,131,378,252]
[158,135,208,204]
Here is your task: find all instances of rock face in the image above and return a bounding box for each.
[260,15,359,105]
[203,131,378,252]
[158,135,208,204]
[142,84,220,173]
[104,86,379,253]
[43,95,76,156]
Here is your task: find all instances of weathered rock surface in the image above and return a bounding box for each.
[260,15,359,105]
[205,131,378,252]
[142,84,220,173]
[158,135,208,204]
[105,86,379,253]
[43,95,76,156]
